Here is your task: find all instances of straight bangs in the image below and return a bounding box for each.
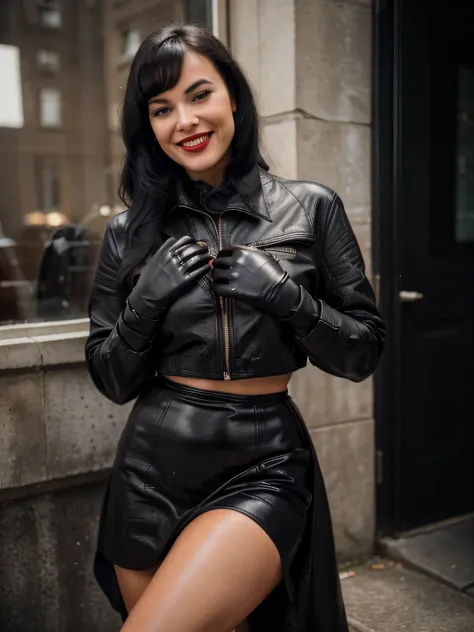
[134,36,187,106]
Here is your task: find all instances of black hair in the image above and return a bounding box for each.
[117,22,268,295]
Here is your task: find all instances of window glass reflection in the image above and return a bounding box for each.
[455,67,474,243]
[0,0,212,326]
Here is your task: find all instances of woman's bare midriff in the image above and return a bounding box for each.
[164,374,292,396]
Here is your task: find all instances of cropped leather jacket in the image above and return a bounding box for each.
[85,166,385,404]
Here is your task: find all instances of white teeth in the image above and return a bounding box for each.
[182,134,210,148]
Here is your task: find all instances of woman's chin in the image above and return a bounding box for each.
[182,153,228,181]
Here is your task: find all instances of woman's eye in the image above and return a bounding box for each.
[152,108,170,118]
[193,90,211,103]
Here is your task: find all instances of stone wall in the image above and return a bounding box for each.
[0,323,128,631]
[230,0,375,558]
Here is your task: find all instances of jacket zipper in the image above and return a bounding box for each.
[181,204,231,380]
[262,246,297,256]
[217,214,231,380]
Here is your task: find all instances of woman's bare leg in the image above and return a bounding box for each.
[114,566,157,614]
[118,509,281,632]
[114,566,249,629]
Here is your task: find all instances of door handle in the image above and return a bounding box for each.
[399,290,424,302]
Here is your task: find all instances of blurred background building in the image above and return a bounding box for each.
[0,1,473,630]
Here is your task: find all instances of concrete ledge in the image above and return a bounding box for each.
[0,318,89,340]
[0,331,88,371]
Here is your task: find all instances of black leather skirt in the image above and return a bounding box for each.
[94,378,349,632]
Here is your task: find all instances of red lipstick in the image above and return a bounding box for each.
[178,132,213,153]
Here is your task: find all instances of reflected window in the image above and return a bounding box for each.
[41,164,61,212]
[455,68,474,242]
[40,89,62,128]
[122,28,141,61]
[37,0,62,29]
[38,50,60,74]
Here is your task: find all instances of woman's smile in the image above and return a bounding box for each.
[178,131,214,152]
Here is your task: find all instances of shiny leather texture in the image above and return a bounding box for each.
[85,166,385,405]
[94,379,349,632]
[126,235,211,321]
[213,246,302,318]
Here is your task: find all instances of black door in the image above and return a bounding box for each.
[374,0,474,532]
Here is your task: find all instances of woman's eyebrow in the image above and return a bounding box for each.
[184,79,213,94]
[148,79,213,105]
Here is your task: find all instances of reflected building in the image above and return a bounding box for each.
[0,0,109,321]
[0,0,211,324]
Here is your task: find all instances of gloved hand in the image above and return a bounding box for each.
[212,246,301,319]
[128,235,211,321]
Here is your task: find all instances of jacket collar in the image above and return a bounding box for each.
[174,165,272,222]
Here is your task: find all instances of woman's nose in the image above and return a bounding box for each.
[176,106,199,131]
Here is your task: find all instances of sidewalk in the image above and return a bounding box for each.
[341,560,474,632]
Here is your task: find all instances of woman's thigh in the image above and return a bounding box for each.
[118,508,282,632]
[114,565,157,614]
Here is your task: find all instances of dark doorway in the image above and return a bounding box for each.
[373,0,474,533]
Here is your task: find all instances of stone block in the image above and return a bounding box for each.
[310,419,375,558]
[262,114,298,179]
[230,0,261,96]
[327,374,373,425]
[296,0,372,124]
[289,364,329,428]
[297,116,371,216]
[36,331,89,367]
[0,480,121,632]
[258,0,296,117]
[231,0,295,118]
[43,367,131,480]
[0,373,47,489]
[0,337,42,371]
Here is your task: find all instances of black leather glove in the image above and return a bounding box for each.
[118,236,211,349]
[128,235,211,319]
[212,246,301,318]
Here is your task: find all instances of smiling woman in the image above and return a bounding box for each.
[86,21,384,632]
[147,53,236,186]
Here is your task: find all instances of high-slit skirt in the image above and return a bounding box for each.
[94,378,349,632]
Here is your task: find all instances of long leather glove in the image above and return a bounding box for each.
[213,209,384,383]
[120,235,211,344]
[86,229,210,404]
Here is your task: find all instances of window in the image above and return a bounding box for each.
[37,50,60,73]
[121,27,141,61]
[40,89,62,128]
[37,0,62,28]
[0,0,215,327]
[41,164,61,212]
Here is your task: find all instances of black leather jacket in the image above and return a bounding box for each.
[86,167,385,404]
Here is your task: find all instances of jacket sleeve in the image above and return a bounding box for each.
[85,221,158,404]
[283,193,385,382]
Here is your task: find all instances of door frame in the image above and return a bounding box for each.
[372,0,403,535]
